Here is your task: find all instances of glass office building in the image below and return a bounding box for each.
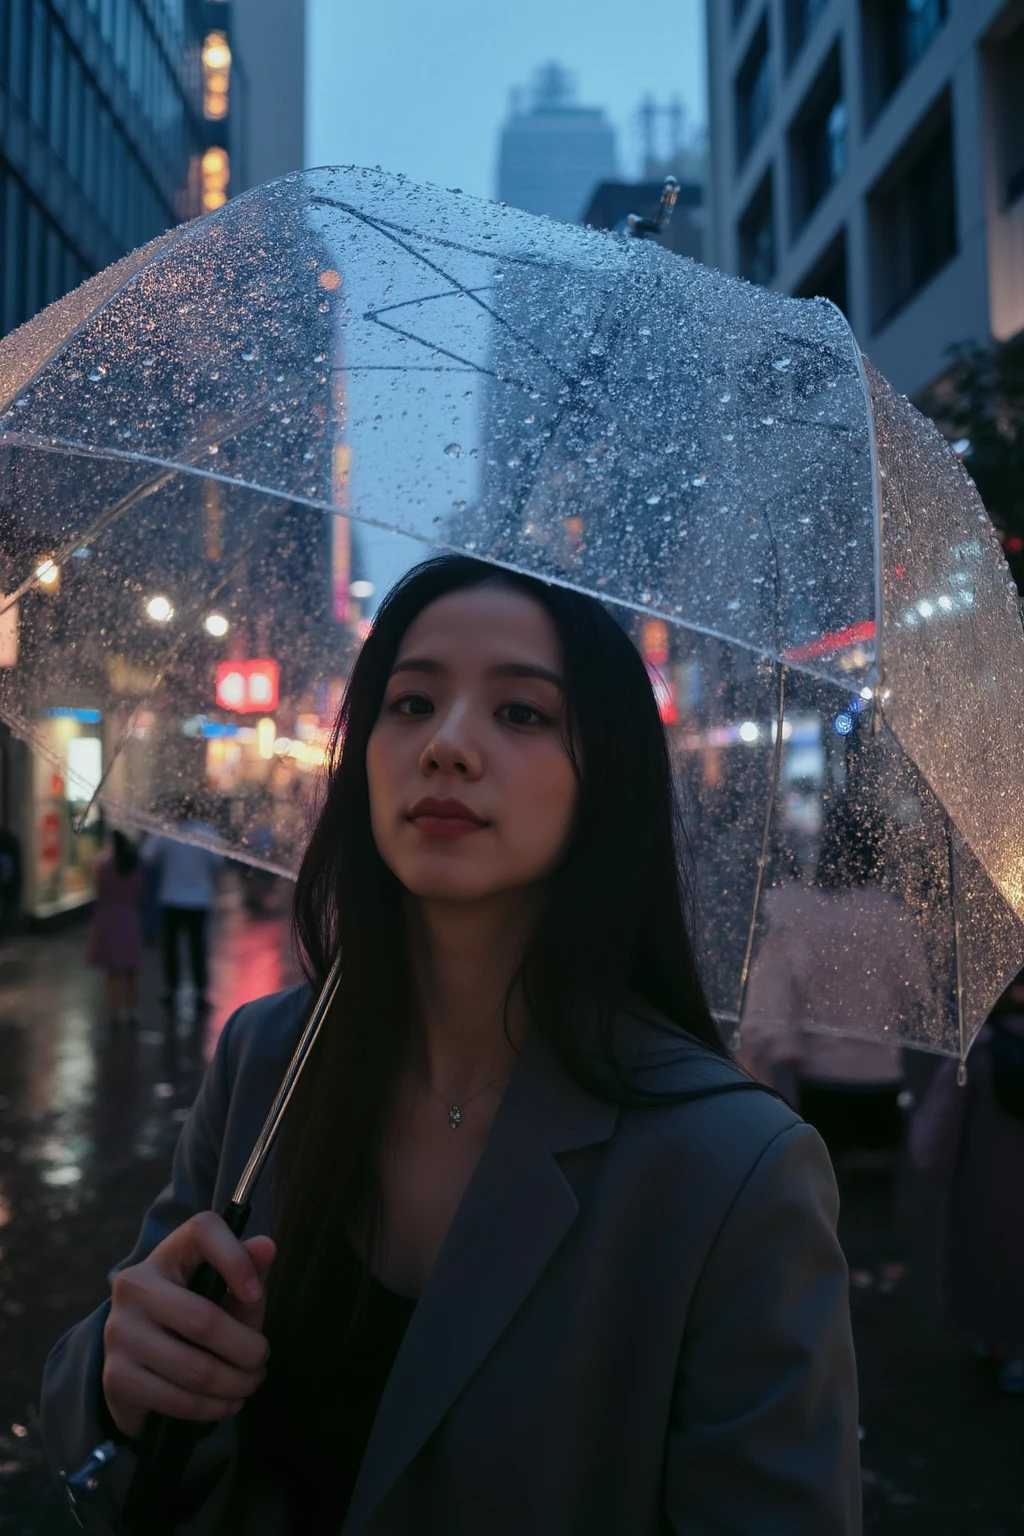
[0,0,223,338]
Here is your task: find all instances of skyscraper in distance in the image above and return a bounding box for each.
[497,63,618,224]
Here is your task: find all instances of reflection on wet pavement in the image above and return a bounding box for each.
[0,875,298,1533]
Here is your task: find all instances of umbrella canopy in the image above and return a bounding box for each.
[1,166,1022,1059]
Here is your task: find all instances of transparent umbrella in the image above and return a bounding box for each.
[1,166,1023,1066]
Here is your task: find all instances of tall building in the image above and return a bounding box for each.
[705,0,1024,396]
[497,63,619,224]
[228,0,305,190]
[0,0,213,340]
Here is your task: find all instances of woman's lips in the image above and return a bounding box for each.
[410,814,487,838]
[407,797,489,839]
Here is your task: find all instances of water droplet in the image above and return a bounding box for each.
[772,358,791,371]
[645,493,662,506]
[638,326,652,337]
[88,366,106,382]
[507,456,521,468]
[444,442,463,458]
[314,353,326,364]
[208,444,219,454]
[241,350,255,362]
[691,474,707,487]
[719,392,731,403]
[760,416,775,426]
[141,357,154,370]
[727,599,741,612]
[453,499,467,511]
[722,433,735,442]
[524,413,536,424]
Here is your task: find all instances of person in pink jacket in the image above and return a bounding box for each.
[87,830,145,1025]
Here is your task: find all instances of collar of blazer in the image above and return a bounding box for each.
[343,1023,619,1533]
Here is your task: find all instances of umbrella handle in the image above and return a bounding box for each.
[119,1198,252,1536]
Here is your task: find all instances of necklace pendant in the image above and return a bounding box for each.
[448,1104,462,1129]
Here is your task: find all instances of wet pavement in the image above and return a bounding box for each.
[0,886,1022,1533]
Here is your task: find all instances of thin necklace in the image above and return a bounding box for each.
[424,1068,510,1129]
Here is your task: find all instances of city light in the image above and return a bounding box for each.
[349,579,375,600]
[146,595,174,622]
[205,613,229,637]
[738,721,760,743]
[202,31,231,120]
[201,146,230,211]
[215,659,280,713]
[256,717,276,760]
[35,558,60,589]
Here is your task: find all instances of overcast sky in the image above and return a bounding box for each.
[305,0,707,197]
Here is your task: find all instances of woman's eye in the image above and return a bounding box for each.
[391,693,433,717]
[498,702,546,727]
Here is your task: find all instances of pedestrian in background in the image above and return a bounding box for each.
[910,970,1024,1395]
[740,803,934,1286]
[87,829,144,1026]
[0,818,22,953]
[141,796,223,1013]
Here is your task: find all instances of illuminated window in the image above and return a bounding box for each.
[202,29,231,120]
[202,145,230,210]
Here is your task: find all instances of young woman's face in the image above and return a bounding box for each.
[366,585,579,904]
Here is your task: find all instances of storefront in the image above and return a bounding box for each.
[25,708,104,919]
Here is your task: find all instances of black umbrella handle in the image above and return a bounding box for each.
[119,1198,252,1536]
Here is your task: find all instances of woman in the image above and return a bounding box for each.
[87,829,144,1026]
[41,556,860,1534]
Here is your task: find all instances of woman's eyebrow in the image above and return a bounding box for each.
[389,657,563,688]
[487,662,564,688]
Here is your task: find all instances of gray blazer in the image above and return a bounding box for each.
[41,985,861,1534]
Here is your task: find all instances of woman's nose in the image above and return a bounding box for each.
[418,709,482,778]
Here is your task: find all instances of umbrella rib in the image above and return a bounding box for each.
[309,194,576,387]
[0,404,269,615]
[364,314,554,396]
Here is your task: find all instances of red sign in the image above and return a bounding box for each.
[215,659,279,714]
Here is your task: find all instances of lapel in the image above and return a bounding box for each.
[342,1028,619,1534]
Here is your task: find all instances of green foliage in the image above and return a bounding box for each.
[919,332,1024,591]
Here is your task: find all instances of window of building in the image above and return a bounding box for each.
[49,27,67,163]
[8,0,30,106]
[733,0,752,24]
[794,227,849,315]
[3,179,25,334]
[862,0,948,126]
[738,169,776,285]
[989,18,1024,207]
[784,0,829,69]
[735,16,772,170]
[66,51,84,179]
[867,97,957,328]
[788,46,846,235]
[29,0,49,131]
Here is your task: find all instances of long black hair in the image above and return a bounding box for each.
[254,555,726,1475]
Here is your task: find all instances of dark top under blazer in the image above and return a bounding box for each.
[40,985,862,1534]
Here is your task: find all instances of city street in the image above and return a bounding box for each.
[0,888,1021,1534]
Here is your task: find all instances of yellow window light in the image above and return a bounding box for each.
[202,146,230,211]
[202,31,231,120]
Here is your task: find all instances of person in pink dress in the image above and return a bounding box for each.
[87,830,144,1025]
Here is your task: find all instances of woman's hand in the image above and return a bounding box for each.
[101,1212,276,1440]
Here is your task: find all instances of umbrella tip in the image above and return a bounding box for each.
[626,177,680,240]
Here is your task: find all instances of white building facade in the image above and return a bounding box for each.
[705,0,1024,396]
